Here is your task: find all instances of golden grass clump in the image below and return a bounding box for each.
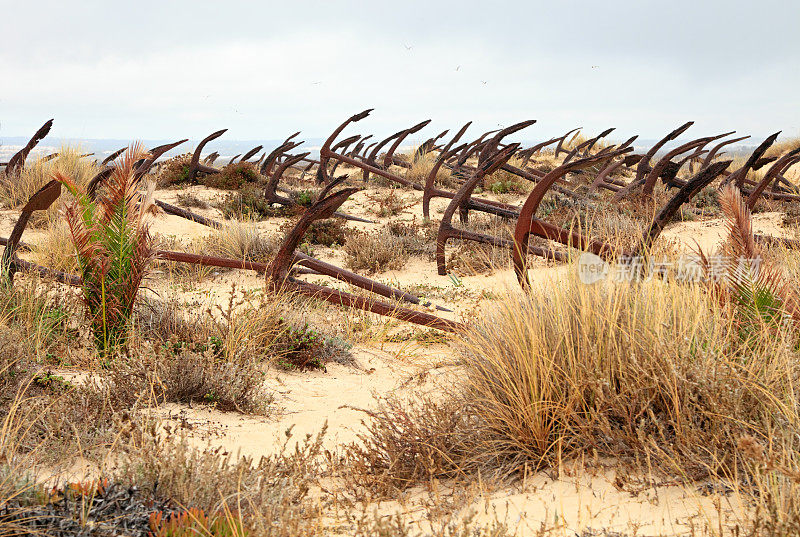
[343,230,409,274]
[202,220,278,264]
[348,266,800,506]
[764,136,800,159]
[405,148,454,187]
[30,220,78,274]
[461,273,800,475]
[0,145,100,222]
[156,221,278,280]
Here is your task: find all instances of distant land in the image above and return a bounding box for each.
[0,135,761,163]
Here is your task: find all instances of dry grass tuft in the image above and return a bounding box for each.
[405,149,454,188]
[0,145,100,227]
[202,220,278,264]
[343,230,409,274]
[30,220,78,274]
[0,145,99,210]
[175,191,210,209]
[111,421,325,535]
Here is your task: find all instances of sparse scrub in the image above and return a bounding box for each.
[135,295,210,345]
[366,189,415,217]
[444,215,515,274]
[446,242,510,274]
[175,191,211,209]
[107,343,270,413]
[345,395,472,498]
[343,230,409,274]
[215,184,285,220]
[111,421,325,535]
[386,219,437,260]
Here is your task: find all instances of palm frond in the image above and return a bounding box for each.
[712,184,800,328]
[53,143,154,355]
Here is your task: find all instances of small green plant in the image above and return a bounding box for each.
[57,143,155,357]
[292,189,316,207]
[32,370,72,392]
[275,323,325,371]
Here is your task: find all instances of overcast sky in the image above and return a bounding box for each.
[1,0,798,144]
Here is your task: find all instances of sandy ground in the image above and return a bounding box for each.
[6,179,788,535]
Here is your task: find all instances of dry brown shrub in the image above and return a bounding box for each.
[365,189,416,217]
[106,344,271,414]
[111,421,325,535]
[343,395,473,498]
[343,230,409,274]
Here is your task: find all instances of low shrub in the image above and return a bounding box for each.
[201,162,260,190]
[106,343,270,414]
[280,217,348,247]
[365,189,415,217]
[215,184,284,220]
[343,230,409,274]
[156,154,194,187]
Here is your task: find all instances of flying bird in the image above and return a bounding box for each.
[403,43,413,51]
[481,80,488,85]
[591,65,599,69]
[455,65,461,71]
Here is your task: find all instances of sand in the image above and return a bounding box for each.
[9,179,778,535]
